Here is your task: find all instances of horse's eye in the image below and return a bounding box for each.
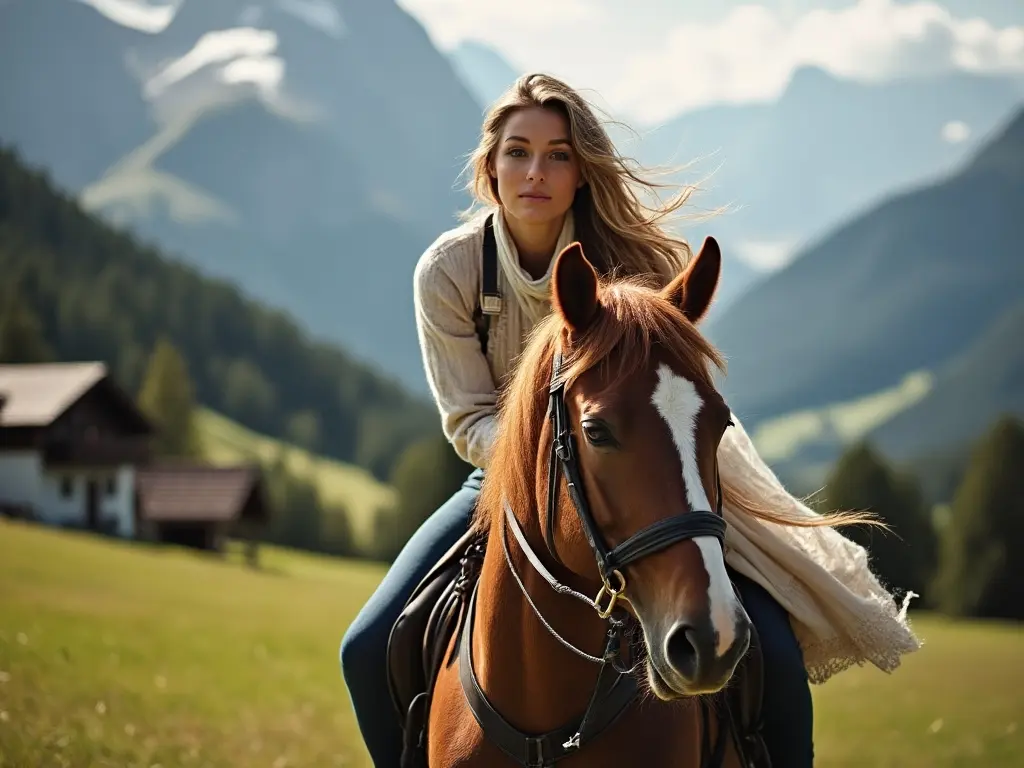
[581,420,614,446]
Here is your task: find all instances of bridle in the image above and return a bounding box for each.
[538,351,729,617]
[458,350,736,767]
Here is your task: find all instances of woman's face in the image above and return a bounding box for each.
[490,106,585,227]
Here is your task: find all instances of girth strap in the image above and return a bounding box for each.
[458,584,639,768]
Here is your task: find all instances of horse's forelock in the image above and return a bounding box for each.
[474,279,725,534]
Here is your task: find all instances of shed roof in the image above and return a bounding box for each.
[136,463,268,523]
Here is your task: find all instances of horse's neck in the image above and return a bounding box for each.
[470,501,613,734]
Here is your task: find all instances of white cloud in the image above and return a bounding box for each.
[941,119,971,143]
[396,0,618,112]
[220,55,285,98]
[144,28,280,99]
[400,0,1024,124]
[613,0,1024,122]
[397,0,600,51]
[734,237,801,270]
[75,0,181,33]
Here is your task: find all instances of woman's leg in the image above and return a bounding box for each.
[339,468,484,768]
[731,570,814,768]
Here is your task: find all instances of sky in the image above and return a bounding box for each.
[75,0,1024,125]
[396,0,1024,123]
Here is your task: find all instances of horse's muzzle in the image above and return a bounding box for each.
[657,614,751,696]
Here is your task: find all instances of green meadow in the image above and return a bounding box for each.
[1,519,1021,767]
[195,408,396,550]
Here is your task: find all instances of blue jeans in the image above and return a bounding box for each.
[339,468,813,767]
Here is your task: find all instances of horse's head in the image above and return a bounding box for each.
[540,237,750,699]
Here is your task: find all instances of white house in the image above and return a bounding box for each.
[0,361,153,538]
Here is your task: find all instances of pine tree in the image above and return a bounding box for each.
[373,432,473,561]
[0,287,53,364]
[933,415,1024,619]
[825,440,936,602]
[264,447,325,553]
[137,337,201,458]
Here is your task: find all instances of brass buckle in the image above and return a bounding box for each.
[594,569,626,619]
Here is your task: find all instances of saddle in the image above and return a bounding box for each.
[386,527,486,768]
[385,529,771,768]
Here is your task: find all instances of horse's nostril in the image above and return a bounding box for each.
[664,623,700,681]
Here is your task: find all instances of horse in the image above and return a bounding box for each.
[387,236,769,768]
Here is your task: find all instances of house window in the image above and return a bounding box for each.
[60,477,73,498]
[106,476,117,496]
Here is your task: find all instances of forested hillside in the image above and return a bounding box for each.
[709,105,1024,426]
[0,144,436,481]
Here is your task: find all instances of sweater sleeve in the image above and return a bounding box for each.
[413,241,499,468]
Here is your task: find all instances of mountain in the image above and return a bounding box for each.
[0,0,484,392]
[868,301,1024,462]
[447,39,521,111]
[633,67,1024,316]
[708,105,1024,430]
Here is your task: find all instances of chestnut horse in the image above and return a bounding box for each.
[424,237,766,767]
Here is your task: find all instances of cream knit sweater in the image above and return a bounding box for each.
[412,207,921,684]
[413,208,576,468]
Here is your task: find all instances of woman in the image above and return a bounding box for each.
[340,73,919,768]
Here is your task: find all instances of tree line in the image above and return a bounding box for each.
[0,143,473,562]
[126,336,472,561]
[0,143,436,483]
[823,414,1024,622]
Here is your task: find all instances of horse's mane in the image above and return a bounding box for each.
[473,274,875,534]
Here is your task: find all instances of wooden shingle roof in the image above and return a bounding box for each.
[136,463,269,523]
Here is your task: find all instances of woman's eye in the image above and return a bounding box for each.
[551,151,570,161]
[507,147,527,157]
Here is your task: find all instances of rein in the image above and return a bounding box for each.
[458,351,735,767]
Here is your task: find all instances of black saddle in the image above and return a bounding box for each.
[386,527,486,767]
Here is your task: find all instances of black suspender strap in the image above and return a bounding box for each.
[472,213,501,355]
[481,213,501,315]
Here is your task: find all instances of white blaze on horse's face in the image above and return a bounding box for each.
[650,363,740,658]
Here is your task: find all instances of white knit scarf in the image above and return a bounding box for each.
[492,207,576,326]
[717,417,921,683]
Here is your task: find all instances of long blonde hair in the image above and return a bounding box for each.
[463,73,696,287]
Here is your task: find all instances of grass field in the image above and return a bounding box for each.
[1,519,1021,767]
[195,408,396,548]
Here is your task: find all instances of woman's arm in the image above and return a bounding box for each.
[413,246,499,468]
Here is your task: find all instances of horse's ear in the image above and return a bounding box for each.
[662,236,721,324]
[552,241,600,333]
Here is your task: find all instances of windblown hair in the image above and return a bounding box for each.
[473,276,879,537]
[463,72,695,287]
